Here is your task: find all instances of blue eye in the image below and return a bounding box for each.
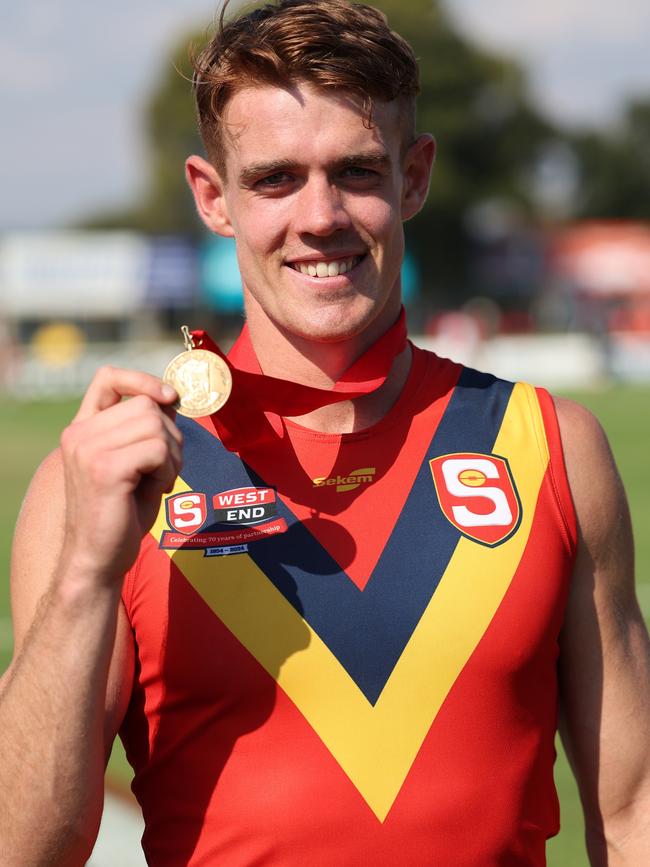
[258,172,292,187]
[343,166,375,178]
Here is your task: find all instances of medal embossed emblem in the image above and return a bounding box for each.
[163,326,232,418]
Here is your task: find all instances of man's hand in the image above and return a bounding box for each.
[59,366,182,585]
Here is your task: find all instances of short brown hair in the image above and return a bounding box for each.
[192,0,420,170]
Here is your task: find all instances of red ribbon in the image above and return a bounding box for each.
[191,307,407,452]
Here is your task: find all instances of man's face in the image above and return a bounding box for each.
[202,82,431,345]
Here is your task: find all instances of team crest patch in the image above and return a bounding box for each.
[160,486,287,552]
[429,452,522,546]
[166,492,208,536]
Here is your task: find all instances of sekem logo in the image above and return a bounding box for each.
[312,467,376,493]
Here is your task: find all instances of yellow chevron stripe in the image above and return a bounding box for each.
[150,382,549,820]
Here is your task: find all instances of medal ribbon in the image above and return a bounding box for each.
[191,307,407,451]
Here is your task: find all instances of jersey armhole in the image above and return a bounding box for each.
[535,386,578,556]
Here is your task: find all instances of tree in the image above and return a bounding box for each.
[571,98,650,221]
[82,36,205,235]
[374,0,556,295]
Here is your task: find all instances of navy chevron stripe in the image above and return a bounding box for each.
[176,368,514,704]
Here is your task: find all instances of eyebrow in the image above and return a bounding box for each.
[338,152,393,172]
[238,151,393,186]
[238,159,296,187]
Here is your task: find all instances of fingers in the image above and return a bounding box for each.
[74,366,177,422]
[62,427,182,512]
[64,395,183,469]
[135,450,182,535]
[69,394,182,448]
[120,438,180,488]
[136,446,182,501]
[69,422,183,486]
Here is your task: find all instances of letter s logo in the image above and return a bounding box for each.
[166,492,208,536]
[430,453,521,546]
[441,458,512,527]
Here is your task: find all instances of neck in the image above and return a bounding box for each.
[243,301,411,434]
[284,343,412,433]
[248,318,377,388]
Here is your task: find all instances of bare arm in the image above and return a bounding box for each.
[557,397,650,866]
[0,368,182,866]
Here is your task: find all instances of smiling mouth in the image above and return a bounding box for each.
[289,255,364,278]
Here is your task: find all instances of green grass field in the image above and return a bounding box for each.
[1,386,649,865]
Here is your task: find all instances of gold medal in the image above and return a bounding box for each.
[163,326,232,418]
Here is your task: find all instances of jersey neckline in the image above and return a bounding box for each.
[281,345,444,444]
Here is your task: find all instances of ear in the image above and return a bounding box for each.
[185,154,235,238]
[401,134,436,222]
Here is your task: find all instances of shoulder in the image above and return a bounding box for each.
[22,446,65,504]
[553,394,609,450]
[14,448,65,558]
[553,396,624,524]
[13,448,66,565]
[552,395,632,588]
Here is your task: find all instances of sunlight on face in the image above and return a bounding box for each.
[218,82,410,346]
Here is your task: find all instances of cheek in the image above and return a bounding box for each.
[232,223,279,268]
[358,196,401,243]
[371,205,405,262]
[233,202,289,261]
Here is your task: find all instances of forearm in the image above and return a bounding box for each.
[570,617,650,867]
[586,797,650,866]
[588,756,650,865]
[0,572,122,866]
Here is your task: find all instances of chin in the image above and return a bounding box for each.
[284,302,381,345]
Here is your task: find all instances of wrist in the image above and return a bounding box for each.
[53,546,127,604]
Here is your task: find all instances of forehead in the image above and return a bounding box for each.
[220,82,403,174]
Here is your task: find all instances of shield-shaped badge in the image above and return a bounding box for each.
[429,452,521,546]
[166,491,208,536]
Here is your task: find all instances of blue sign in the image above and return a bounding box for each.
[145,236,197,307]
[401,251,420,305]
[200,236,244,313]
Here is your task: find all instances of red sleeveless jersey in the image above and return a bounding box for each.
[120,346,577,866]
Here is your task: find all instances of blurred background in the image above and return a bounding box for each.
[1,1,650,864]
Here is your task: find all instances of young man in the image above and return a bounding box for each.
[2,1,650,864]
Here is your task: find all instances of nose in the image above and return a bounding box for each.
[294,174,352,237]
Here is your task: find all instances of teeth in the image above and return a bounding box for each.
[294,257,359,278]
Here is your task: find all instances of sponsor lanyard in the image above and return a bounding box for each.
[191,307,407,452]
